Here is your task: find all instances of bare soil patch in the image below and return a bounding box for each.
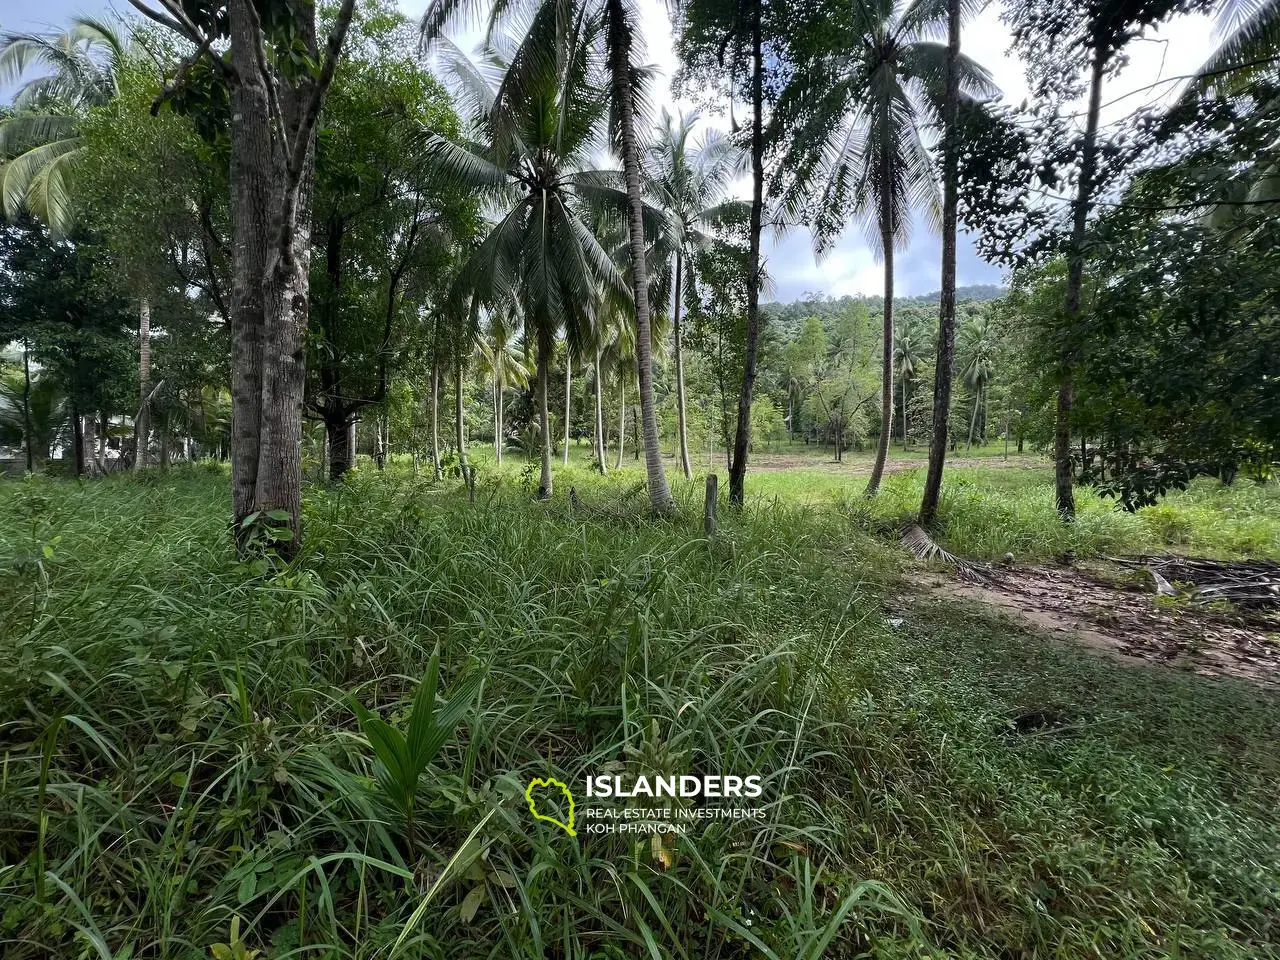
[918,560,1280,687]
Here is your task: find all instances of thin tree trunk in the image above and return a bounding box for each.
[920,0,961,529]
[71,400,85,478]
[615,380,625,471]
[97,412,107,471]
[728,0,764,507]
[967,388,980,450]
[538,328,553,498]
[606,0,671,512]
[21,340,33,472]
[563,353,572,466]
[864,192,895,497]
[494,377,502,465]
[594,350,607,474]
[901,373,908,450]
[160,411,171,469]
[1057,41,1106,520]
[134,297,151,472]
[633,405,639,460]
[455,358,466,470]
[673,250,692,479]
[430,359,441,480]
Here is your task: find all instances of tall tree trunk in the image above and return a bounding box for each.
[134,297,151,472]
[224,0,354,555]
[563,353,572,466]
[430,359,442,480]
[326,418,353,480]
[227,0,270,534]
[633,406,639,460]
[21,340,33,472]
[673,250,692,479]
[615,380,625,470]
[901,373,908,450]
[1057,41,1106,520]
[967,388,980,450]
[728,0,765,507]
[160,411,171,469]
[606,0,671,512]
[494,377,503,466]
[537,327,553,498]
[71,400,85,478]
[594,350,607,474]
[97,412,108,471]
[864,188,895,497]
[455,358,467,470]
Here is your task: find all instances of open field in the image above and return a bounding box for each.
[2,463,1278,959]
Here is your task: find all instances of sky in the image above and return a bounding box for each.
[0,0,1222,299]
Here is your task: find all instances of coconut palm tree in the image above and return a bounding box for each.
[0,17,160,468]
[422,0,674,512]
[420,15,630,499]
[893,331,923,449]
[0,16,127,232]
[959,317,994,451]
[773,0,996,497]
[475,309,531,466]
[646,109,747,478]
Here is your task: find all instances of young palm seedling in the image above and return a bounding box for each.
[351,650,482,851]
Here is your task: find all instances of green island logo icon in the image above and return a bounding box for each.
[525,777,576,836]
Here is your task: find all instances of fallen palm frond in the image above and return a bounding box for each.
[900,523,991,584]
[1105,555,1280,608]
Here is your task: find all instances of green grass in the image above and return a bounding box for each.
[1,464,1278,959]
[558,440,1280,561]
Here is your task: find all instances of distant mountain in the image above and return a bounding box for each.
[760,285,1007,342]
[906,284,1007,304]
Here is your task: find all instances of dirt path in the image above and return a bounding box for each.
[917,561,1280,687]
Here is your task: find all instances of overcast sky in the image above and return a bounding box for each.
[1,0,1221,299]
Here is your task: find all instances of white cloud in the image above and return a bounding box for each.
[397,0,1223,299]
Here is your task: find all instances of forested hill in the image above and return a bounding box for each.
[761,284,1005,341]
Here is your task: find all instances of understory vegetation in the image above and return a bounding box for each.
[2,466,1277,959]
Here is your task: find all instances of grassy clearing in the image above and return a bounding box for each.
[559,441,1280,561]
[1,465,1278,959]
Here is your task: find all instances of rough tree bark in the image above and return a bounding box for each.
[606,0,672,513]
[223,0,354,554]
[728,0,764,507]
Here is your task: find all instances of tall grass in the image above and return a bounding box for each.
[1,466,1277,959]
